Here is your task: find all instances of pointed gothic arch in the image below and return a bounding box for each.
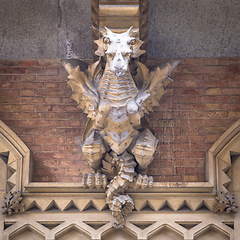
[206,119,240,192]
[0,120,32,193]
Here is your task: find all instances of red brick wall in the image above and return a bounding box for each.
[0,58,239,182]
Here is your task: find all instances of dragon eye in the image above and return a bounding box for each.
[103,37,110,44]
[128,39,136,45]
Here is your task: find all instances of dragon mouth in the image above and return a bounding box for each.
[114,66,125,77]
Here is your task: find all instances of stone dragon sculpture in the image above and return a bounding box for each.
[62,27,179,228]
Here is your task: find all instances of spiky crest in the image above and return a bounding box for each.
[94,27,145,58]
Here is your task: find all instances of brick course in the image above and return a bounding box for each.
[0,58,239,182]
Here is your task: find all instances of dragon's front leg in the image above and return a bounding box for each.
[130,128,158,175]
[82,130,106,173]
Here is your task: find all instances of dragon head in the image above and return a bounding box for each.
[94,27,145,76]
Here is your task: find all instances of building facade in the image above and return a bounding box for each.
[0,0,240,239]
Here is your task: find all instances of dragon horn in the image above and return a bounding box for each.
[126,26,133,36]
[104,26,113,35]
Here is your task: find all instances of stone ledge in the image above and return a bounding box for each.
[24,181,214,193]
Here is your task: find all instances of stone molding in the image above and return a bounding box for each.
[21,193,217,212]
[24,182,213,193]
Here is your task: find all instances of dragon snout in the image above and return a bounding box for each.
[114,66,123,70]
[109,53,129,76]
[113,64,127,76]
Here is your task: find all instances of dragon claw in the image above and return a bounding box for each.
[82,172,107,190]
[132,174,153,190]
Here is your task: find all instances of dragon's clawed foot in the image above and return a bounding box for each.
[131,174,153,190]
[82,172,108,190]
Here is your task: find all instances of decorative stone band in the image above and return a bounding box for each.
[3,211,236,240]
[1,190,237,221]
[15,193,220,212]
[1,188,238,215]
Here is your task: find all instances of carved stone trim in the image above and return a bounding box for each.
[213,191,238,213]
[21,192,217,212]
[4,212,234,240]
[2,191,25,215]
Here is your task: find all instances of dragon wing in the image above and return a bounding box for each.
[61,59,100,119]
[136,60,180,113]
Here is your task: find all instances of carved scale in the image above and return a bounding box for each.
[62,27,179,228]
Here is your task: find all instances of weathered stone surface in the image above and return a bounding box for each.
[0,0,92,59]
[1,0,240,59]
[148,0,240,58]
